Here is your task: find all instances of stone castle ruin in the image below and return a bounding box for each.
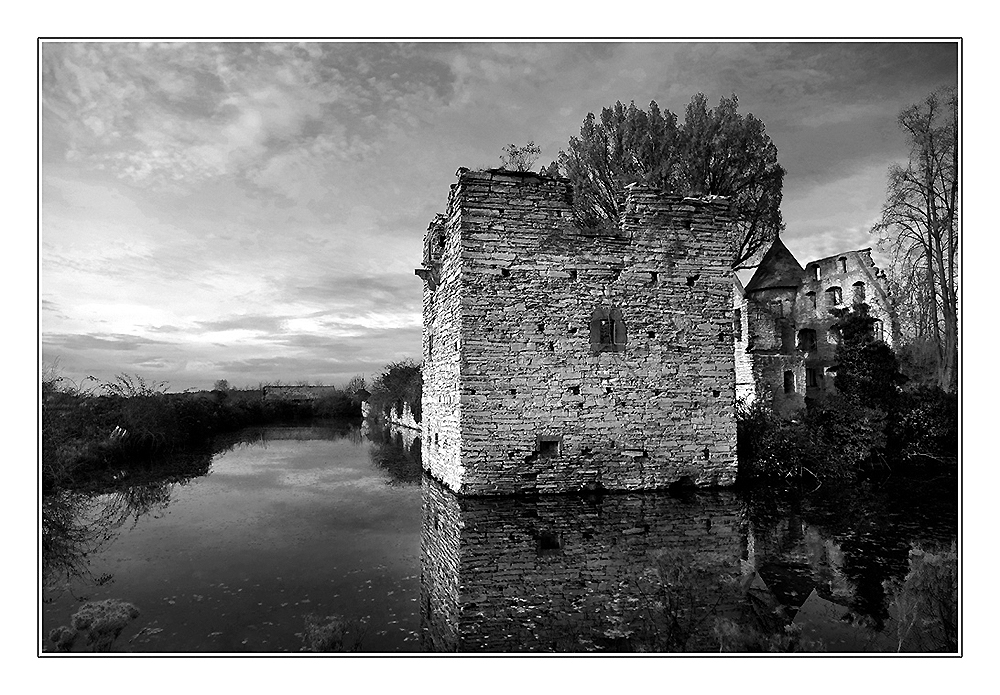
[415,168,738,495]
[735,238,895,418]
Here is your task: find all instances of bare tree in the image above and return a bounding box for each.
[873,88,958,391]
[500,142,541,172]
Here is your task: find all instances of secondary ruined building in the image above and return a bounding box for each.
[735,238,895,417]
[415,168,737,496]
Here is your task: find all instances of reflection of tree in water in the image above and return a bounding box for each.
[739,473,957,639]
[367,424,422,486]
[42,450,213,590]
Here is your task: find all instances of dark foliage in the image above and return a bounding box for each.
[737,304,955,482]
[367,359,422,424]
[559,95,784,267]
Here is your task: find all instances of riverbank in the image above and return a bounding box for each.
[42,380,362,491]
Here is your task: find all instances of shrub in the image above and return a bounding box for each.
[368,360,422,424]
[49,599,141,652]
[897,386,958,464]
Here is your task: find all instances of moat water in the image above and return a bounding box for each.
[41,422,958,653]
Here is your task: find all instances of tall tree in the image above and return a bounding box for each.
[559,94,785,268]
[872,88,958,392]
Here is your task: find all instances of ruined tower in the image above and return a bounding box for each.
[415,168,737,495]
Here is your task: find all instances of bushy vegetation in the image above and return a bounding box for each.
[41,372,363,491]
[48,599,141,652]
[737,304,957,483]
[367,359,422,424]
[888,543,958,652]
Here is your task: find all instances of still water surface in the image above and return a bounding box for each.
[41,422,957,653]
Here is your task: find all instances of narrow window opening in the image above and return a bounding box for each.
[590,306,627,354]
[783,371,795,394]
[853,281,865,303]
[649,271,658,286]
[712,389,720,398]
[806,291,817,311]
[733,308,742,341]
[781,322,796,355]
[434,433,439,446]
[826,286,842,306]
[703,448,711,461]
[839,257,847,273]
[537,437,561,459]
[813,265,821,281]
[599,319,611,344]
[536,530,562,553]
[797,328,817,352]
[548,341,555,352]
[537,322,545,333]
[806,368,822,388]
[568,269,578,281]
[873,319,884,343]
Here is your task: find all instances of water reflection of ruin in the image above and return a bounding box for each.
[420,475,747,652]
[418,444,957,652]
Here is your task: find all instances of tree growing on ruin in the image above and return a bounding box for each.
[872,88,958,392]
[558,95,785,268]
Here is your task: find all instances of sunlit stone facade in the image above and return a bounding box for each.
[416,168,737,495]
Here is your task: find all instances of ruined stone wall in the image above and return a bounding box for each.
[752,355,806,418]
[796,249,895,401]
[741,248,895,412]
[419,169,737,495]
[733,285,754,403]
[420,476,745,652]
[421,210,464,491]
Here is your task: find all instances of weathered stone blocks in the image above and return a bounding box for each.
[417,169,738,495]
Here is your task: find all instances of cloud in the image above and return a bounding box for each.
[43,43,455,198]
[44,332,169,352]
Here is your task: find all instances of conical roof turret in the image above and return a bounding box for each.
[745,236,804,293]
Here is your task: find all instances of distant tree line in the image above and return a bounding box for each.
[41,371,366,491]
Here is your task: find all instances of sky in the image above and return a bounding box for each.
[40,40,959,392]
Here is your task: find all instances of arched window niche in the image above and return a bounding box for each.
[590,306,627,354]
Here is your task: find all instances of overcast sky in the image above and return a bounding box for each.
[41,41,958,392]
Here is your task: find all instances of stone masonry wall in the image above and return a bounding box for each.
[420,476,745,652]
[795,249,896,401]
[420,209,464,491]
[418,169,737,495]
[733,284,754,403]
